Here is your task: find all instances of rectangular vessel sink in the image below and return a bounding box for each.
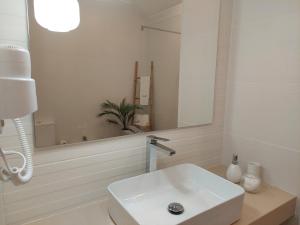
[108,164,245,225]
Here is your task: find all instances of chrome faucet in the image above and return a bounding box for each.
[146,135,176,173]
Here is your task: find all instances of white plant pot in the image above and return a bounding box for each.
[121,129,133,135]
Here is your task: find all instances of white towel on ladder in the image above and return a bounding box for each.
[140,76,150,105]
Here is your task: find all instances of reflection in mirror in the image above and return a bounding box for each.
[28,0,220,148]
[33,0,80,32]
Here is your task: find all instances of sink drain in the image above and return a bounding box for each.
[168,203,184,215]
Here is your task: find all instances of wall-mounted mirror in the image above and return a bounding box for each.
[28,0,220,148]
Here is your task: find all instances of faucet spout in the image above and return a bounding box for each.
[146,136,176,173]
[152,142,176,156]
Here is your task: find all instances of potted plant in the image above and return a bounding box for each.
[98,98,142,134]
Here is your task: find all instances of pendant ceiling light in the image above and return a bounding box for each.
[34,0,80,32]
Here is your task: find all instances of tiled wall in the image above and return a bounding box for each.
[0,0,28,48]
[0,1,233,225]
[223,0,300,217]
[0,185,4,225]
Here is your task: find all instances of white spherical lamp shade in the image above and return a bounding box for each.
[34,0,80,32]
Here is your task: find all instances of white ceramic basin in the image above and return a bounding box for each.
[108,164,244,225]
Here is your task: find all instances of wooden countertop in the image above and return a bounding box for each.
[208,166,297,225]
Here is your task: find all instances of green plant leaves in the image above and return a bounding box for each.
[98,98,143,130]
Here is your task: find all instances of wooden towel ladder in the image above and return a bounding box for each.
[133,61,154,131]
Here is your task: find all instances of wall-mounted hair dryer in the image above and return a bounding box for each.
[0,45,38,185]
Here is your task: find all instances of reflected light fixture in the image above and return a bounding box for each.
[34,0,80,32]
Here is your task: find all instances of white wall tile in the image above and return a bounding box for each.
[224,0,300,217]
[0,184,5,225]
[0,0,27,17]
[229,0,300,85]
[225,82,300,150]
[0,14,28,46]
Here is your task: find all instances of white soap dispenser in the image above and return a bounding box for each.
[226,153,242,184]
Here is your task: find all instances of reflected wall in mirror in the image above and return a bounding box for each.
[28,0,220,148]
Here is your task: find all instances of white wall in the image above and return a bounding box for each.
[178,0,220,127]
[223,0,300,217]
[0,0,233,224]
[145,4,182,130]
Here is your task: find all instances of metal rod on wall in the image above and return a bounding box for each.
[141,25,181,35]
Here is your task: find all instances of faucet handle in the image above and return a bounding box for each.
[147,135,170,142]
